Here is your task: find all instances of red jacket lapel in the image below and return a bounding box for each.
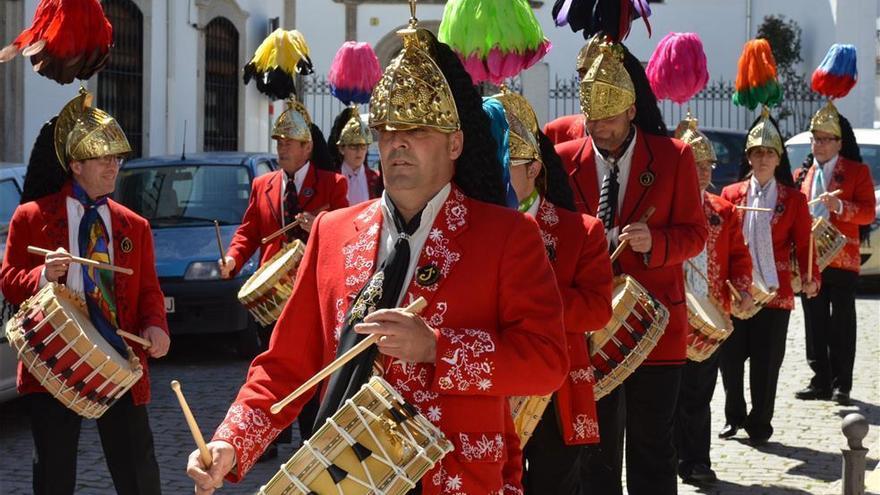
[619,132,654,226]
[569,139,599,216]
[264,170,282,225]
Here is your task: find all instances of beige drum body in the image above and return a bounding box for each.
[238,240,305,326]
[5,283,143,419]
[259,376,453,495]
[791,217,846,294]
[730,276,776,320]
[587,276,669,400]
[509,394,551,446]
[685,292,733,362]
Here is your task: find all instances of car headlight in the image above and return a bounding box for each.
[184,261,221,280]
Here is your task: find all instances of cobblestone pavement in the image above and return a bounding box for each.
[0,297,877,494]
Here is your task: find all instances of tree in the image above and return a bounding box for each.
[757,15,804,82]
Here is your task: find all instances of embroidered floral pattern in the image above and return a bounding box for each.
[445,189,468,231]
[569,366,594,385]
[503,484,525,495]
[437,328,496,392]
[457,433,505,462]
[213,403,282,478]
[703,199,725,305]
[572,413,600,441]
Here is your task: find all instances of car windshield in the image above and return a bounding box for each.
[0,179,21,225]
[787,143,880,187]
[115,164,252,228]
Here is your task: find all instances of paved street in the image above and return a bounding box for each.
[0,296,877,494]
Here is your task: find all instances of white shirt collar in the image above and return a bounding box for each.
[341,162,364,178]
[812,154,838,186]
[293,161,311,192]
[525,194,542,217]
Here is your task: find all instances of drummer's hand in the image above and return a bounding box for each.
[296,212,317,233]
[619,223,652,253]
[219,257,235,279]
[187,441,235,494]
[44,247,72,282]
[142,326,170,358]
[819,192,842,213]
[803,280,819,298]
[355,309,436,363]
[733,292,755,315]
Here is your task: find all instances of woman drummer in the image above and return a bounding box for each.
[718,108,819,446]
[492,89,613,494]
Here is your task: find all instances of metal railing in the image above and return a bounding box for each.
[204,17,239,152]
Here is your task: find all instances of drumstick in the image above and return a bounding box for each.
[685,260,710,285]
[260,205,330,245]
[214,220,225,267]
[609,206,656,263]
[725,280,742,303]
[170,380,222,489]
[807,234,814,282]
[270,296,428,415]
[27,246,134,276]
[117,329,152,348]
[735,205,773,212]
[807,189,842,207]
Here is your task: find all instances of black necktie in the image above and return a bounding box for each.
[284,175,303,242]
[597,164,619,234]
[315,201,424,426]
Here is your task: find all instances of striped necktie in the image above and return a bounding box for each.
[597,164,620,239]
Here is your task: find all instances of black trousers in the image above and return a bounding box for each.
[28,392,161,495]
[719,308,790,440]
[801,267,859,393]
[580,365,682,495]
[674,351,721,472]
[523,398,583,494]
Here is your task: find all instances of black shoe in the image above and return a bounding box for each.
[257,443,278,463]
[682,463,717,484]
[795,386,832,400]
[832,390,852,406]
[718,424,739,439]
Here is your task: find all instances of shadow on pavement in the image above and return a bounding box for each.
[836,399,880,428]
[742,439,842,482]
[685,477,815,494]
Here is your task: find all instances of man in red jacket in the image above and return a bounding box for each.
[219,99,349,279]
[0,90,169,495]
[673,116,753,485]
[186,25,567,495]
[555,42,707,494]
[793,103,876,406]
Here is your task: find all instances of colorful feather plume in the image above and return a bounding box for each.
[243,28,314,101]
[438,0,552,85]
[552,0,651,41]
[327,41,382,106]
[811,44,857,99]
[646,32,708,105]
[0,0,113,84]
[732,39,782,110]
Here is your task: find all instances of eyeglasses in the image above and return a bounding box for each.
[810,137,840,145]
[92,155,125,167]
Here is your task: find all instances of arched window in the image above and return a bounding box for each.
[99,0,144,157]
[204,17,239,151]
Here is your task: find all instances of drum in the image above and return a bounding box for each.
[509,394,551,446]
[685,292,732,362]
[238,240,305,326]
[258,376,453,495]
[730,276,776,320]
[791,217,846,294]
[5,283,143,419]
[588,276,669,400]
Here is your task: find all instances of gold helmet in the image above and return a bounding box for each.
[579,42,635,121]
[273,99,313,141]
[54,88,131,170]
[576,34,604,75]
[369,23,459,133]
[337,107,373,146]
[674,112,717,163]
[745,107,783,156]
[493,88,541,163]
[809,101,841,137]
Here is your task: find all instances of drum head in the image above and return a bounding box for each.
[686,292,730,331]
[239,241,302,298]
[54,290,129,368]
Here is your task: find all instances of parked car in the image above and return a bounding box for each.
[0,163,26,402]
[114,152,277,357]
[670,128,748,194]
[786,129,880,285]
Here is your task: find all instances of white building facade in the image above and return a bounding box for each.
[1,0,877,163]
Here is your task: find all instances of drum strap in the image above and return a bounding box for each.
[315,200,425,427]
[71,181,127,355]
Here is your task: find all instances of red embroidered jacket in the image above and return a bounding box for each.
[555,132,708,364]
[701,192,753,313]
[794,156,876,273]
[225,166,348,275]
[0,181,168,405]
[543,114,586,146]
[211,186,568,494]
[721,181,820,310]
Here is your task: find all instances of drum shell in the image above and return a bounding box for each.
[238,240,305,326]
[685,293,732,362]
[509,394,551,446]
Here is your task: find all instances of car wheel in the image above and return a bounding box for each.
[236,320,269,359]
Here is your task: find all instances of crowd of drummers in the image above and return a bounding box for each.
[0,0,876,494]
